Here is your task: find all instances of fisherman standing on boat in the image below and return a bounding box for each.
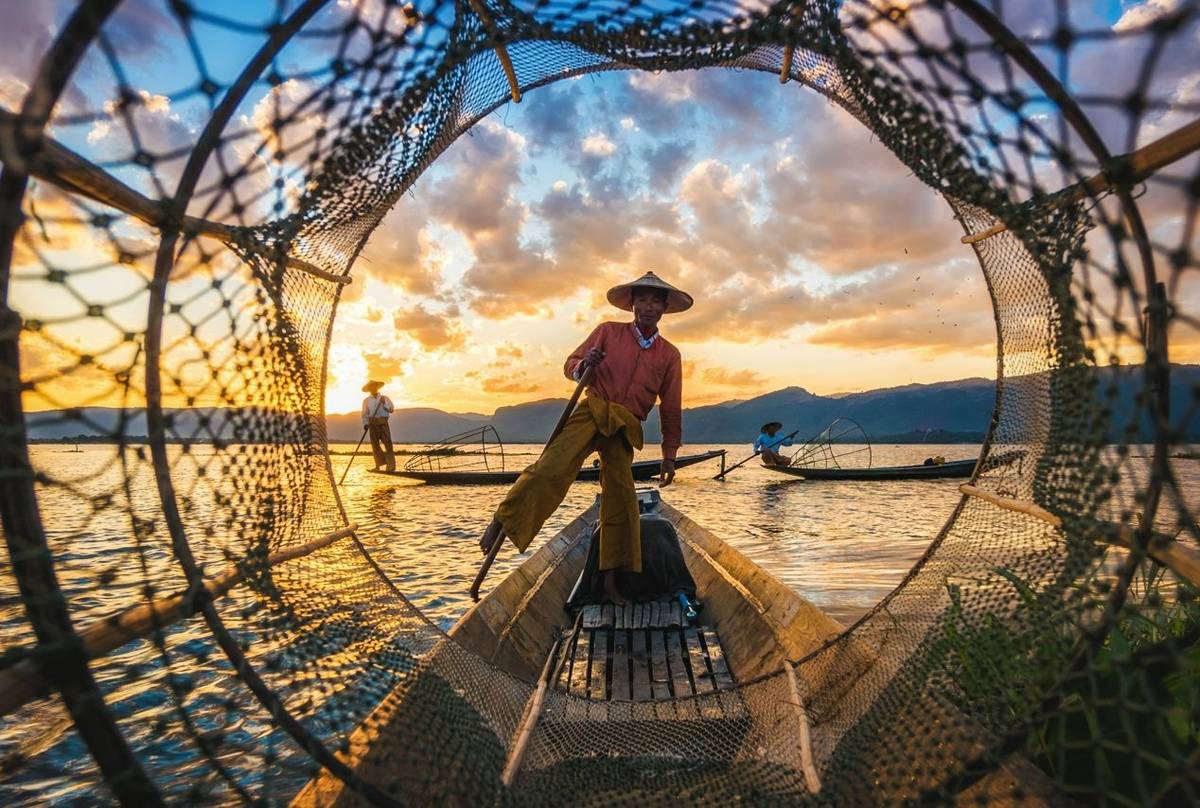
[361,380,396,472]
[478,271,690,605]
[755,421,795,467]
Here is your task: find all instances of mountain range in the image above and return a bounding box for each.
[25,364,1199,445]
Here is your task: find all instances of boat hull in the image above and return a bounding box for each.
[369,449,725,484]
[770,457,978,480]
[449,494,846,683]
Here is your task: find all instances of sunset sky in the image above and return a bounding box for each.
[2,0,1196,418]
[326,68,997,414]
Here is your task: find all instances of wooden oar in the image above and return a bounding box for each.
[470,364,595,601]
[338,396,386,485]
[713,429,798,480]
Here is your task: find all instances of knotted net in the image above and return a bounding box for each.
[0,0,1197,804]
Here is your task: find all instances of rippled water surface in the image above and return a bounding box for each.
[3,442,1195,804]
[346,442,987,628]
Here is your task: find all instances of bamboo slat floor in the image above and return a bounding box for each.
[554,602,739,705]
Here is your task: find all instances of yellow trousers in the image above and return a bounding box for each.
[495,397,644,572]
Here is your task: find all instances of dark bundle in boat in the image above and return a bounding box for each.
[565,494,697,608]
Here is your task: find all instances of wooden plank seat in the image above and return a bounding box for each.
[555,601,739,705]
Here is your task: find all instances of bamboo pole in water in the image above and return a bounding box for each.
[0,524,357,718]
[959,484,1200,587]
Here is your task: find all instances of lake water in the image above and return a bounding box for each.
[341,442,984,628]
[2,441,1194,804]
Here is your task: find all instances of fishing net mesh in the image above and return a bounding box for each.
[0,0,1197,804]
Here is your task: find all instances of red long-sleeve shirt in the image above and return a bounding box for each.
[564,321,683,460]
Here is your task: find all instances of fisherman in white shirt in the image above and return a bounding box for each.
[361,380,396,472]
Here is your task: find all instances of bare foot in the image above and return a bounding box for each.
[479,518,503,554]
[602,570,630,606]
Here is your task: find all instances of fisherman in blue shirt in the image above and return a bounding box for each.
[754,421,795,467]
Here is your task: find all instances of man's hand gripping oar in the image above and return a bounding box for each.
[470,356,599,602]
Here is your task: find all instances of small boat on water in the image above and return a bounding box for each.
[770,457,979,480]
[765,449,1025,481]
[368,449,726,484]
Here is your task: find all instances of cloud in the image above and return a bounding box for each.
[352,195,444,300]
[480,372,544,394]
[421,120,568,317]
[761,102,962,274]
[700,365,767,386]
[642,139,694,188]
[392,304,466,351]
[534,182,637,270]
[582,132,617,156]
[495,342,524,360]
[362,350,406,380]
[0,3,57,102]
[521,83,584,154]
[806,261,994,355]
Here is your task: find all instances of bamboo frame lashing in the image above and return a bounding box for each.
[0,524,358,718]
[0,110,351,286]
[780,45,795,84]
[783,660,821,794]
[467,0,521,103]
[959,484,1200,587]
[501,631,567,787]
[960,117,1200,245]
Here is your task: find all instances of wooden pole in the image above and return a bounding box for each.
[467,0,521,103]
[340,396,388,484]
[961,117,1200,245]
[501,631,567,787]
[470,365,593,601]
[959,484,1200,587]
[783,660,821,794]
[0,109,350,286]
[0,524,357,718]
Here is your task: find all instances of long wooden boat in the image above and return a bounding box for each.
[770,457,979,480]
[368,448,726,484]
[293,490,854,804]
[293,491,1042,805]
[766,448,1025,481]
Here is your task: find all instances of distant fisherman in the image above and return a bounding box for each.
[361,380,396,472]
[755,421,795,467]
[478,271,691,605]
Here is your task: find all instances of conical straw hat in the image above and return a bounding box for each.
[605,271,693,313]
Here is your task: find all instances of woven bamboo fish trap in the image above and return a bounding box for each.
[0,1,1198,804]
